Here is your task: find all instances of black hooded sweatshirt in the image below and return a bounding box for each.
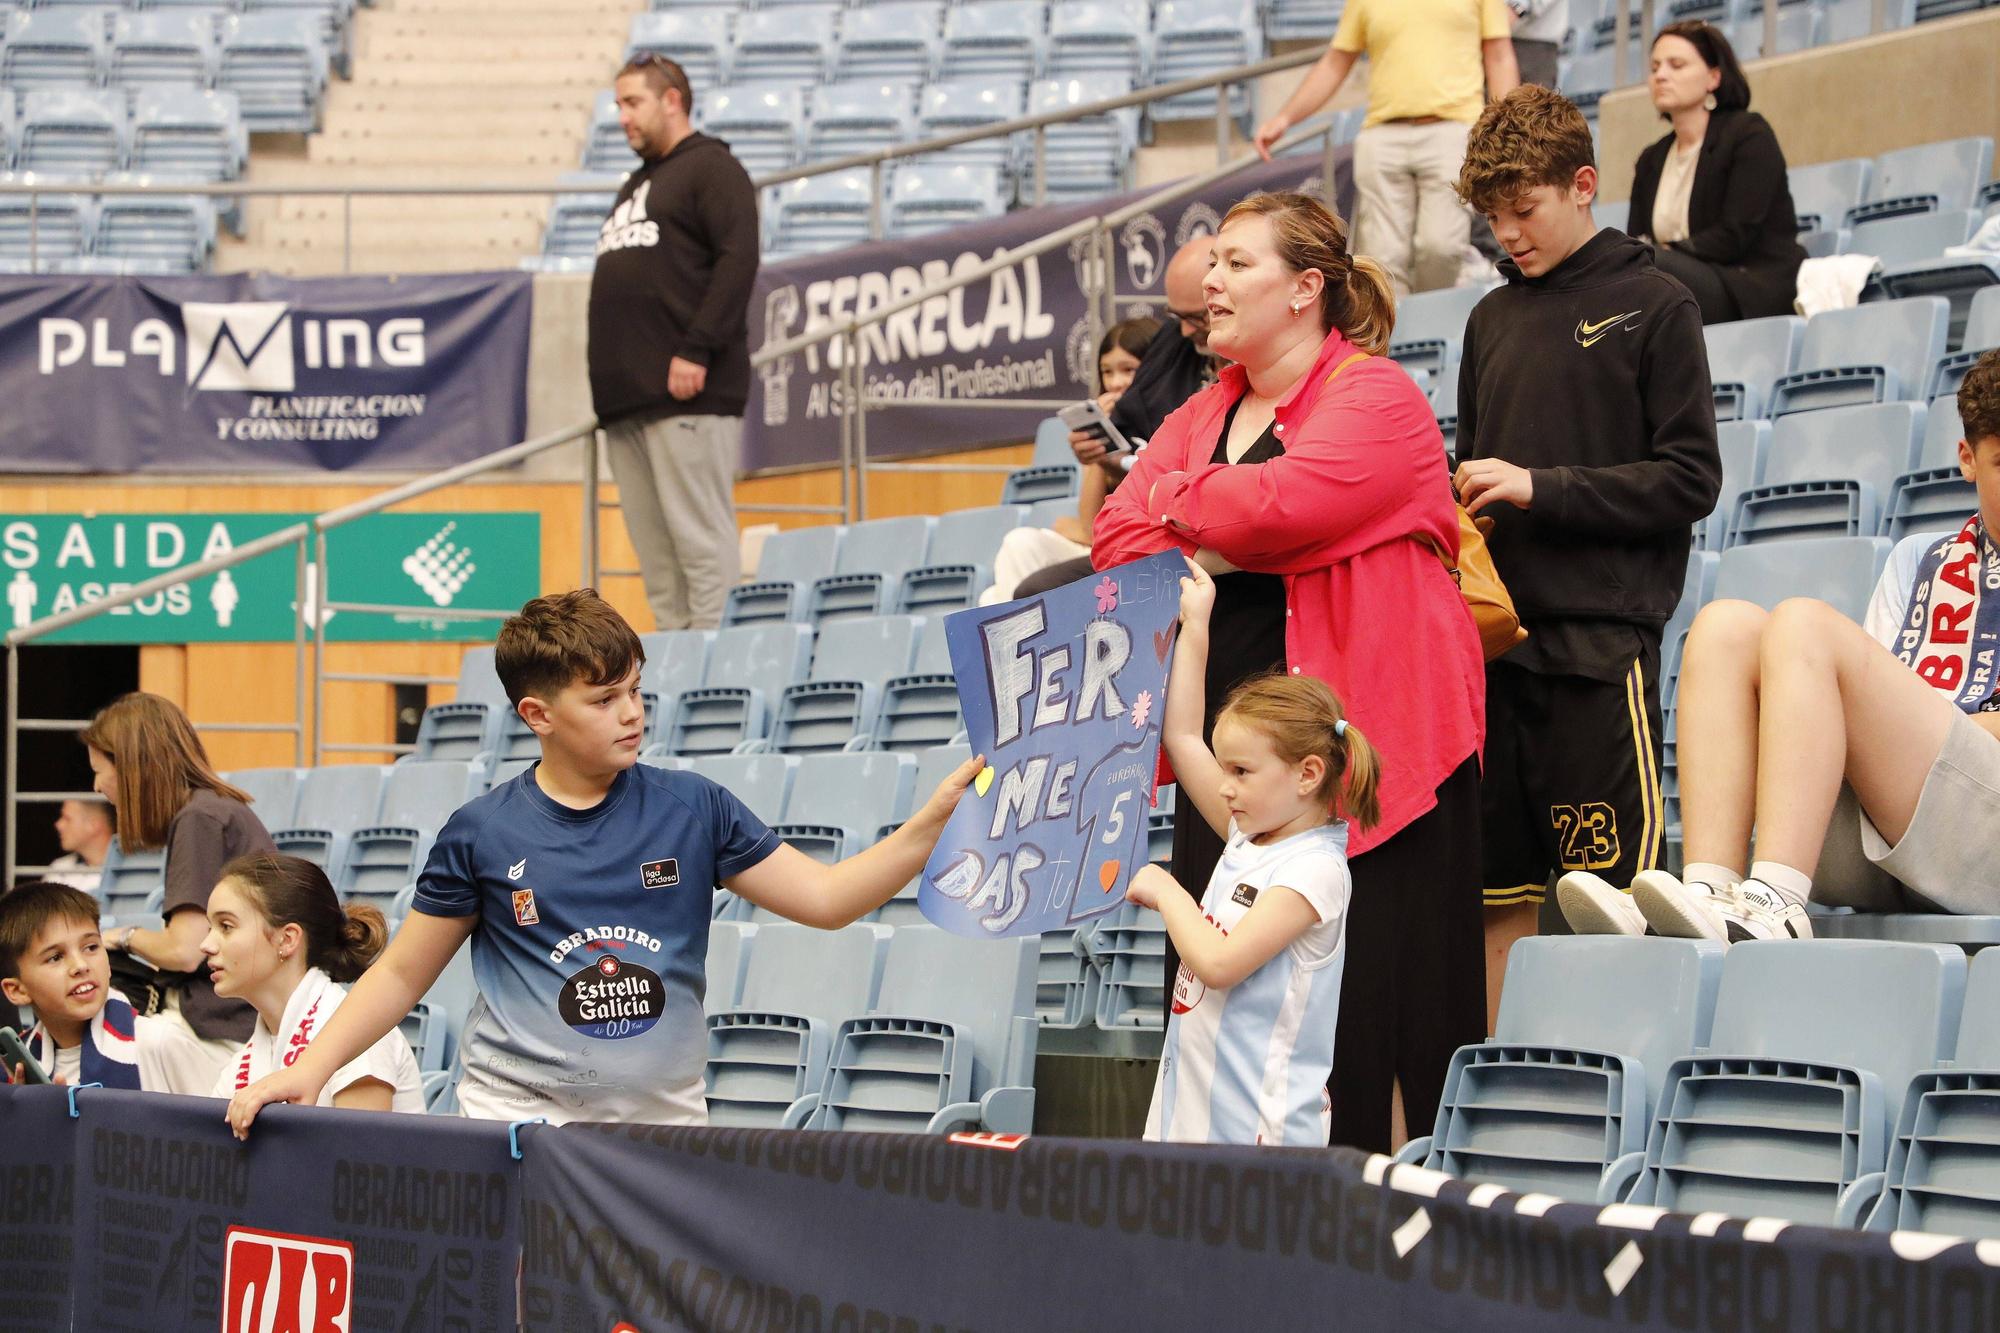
[1457,228,1721,682]
[587,131,760,424]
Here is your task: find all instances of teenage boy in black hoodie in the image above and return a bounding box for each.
[1450,85,1721,1004]
[588,54,760,633]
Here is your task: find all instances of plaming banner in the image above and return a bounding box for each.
[0,270,531,473]
[919,550,1183,938]
[743,149,1350,471]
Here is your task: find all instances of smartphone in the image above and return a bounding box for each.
[1058,399,1136,455]
[0,1027,49,1085]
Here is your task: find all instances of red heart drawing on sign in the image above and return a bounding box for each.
[1098,860,1122,893]
[1154,627,1174,663]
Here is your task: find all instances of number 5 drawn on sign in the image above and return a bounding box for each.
[1551,802,1621,872]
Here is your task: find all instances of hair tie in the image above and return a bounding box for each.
[1334,719,1349,738]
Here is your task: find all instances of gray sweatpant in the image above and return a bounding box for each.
[604,412,742,631]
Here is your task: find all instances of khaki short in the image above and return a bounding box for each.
[1815,709,2000,914]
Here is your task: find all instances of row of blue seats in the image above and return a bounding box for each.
[1,8,331,129]
[1405,935,2000,1240]
[0,85,243,176]
[0,178,217,270]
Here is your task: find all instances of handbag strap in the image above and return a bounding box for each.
[1322,350,1370,387]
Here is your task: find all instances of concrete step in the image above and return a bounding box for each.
[313,112,584,145]
[361,13,632,42]
[351,57,612,87]
[323,83,591,116]
[260,194,555,225]
[216,241,540,276]
[306,134,579,168]
[388,0,637,15]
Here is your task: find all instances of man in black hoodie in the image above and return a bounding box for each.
[588,55,760,631]
[1450,86,1721,1010]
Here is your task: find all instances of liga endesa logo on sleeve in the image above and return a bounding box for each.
[222,1226,353,1333]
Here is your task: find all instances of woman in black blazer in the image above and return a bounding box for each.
[1626,21,1805,323]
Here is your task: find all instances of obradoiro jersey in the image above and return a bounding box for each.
[413,763,778,1125]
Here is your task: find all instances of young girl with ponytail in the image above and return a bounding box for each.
[1126,560,1379,1146]
[200,853,424,1112]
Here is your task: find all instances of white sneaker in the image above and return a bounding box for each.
[1633,871,1814,943]
[1556,871,1648,936]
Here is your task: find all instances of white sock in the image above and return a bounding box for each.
[1748,860,1813,910]
[1681,862,1741,894]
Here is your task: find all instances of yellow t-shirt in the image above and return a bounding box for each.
[1332,0,1515,127]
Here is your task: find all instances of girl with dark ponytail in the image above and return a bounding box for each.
[198,853,425,1112]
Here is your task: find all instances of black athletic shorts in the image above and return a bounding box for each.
[1480,638,1666,907]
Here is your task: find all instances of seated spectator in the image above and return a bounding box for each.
[1561,350,2000,939]
[47,798,113,894]
[0,880,213,1091]
[1626,21,1805,323]
[984,317,1160,602]
[202,853,425,1112]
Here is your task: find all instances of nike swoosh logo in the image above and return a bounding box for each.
[1575,311,1642,347]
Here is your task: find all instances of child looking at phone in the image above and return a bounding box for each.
[1125,560,1379,1145]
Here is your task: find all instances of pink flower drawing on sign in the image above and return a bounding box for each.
[1093,576,1119,614]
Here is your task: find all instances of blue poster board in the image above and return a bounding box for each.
[919,550,1184,938]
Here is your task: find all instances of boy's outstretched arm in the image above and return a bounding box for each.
[224,911,474,1138]
[1127,865,1320,990]
[1163,559,1232,840]
[726,754,984,928]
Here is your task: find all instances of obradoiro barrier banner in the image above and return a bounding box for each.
[918,550,1184,939]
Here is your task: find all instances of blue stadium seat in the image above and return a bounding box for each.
[223,767,301,831]
[1731,401,1925,543]
[1820,0,1917,44]
[1704,314,1803,422]
[1389,282,1492,383]
[696,83,803,179]
[639,628,711,726]
[898,504,1026,615]
[1037,928,1099,1027]
[580,90,639,175]
[1032,417,1077,467]
[667,622,814,756]
[1658,551,1718,850]
[916,76,1025,177]
[1704,419,1771,550]
[728,5,836,85]
[398,1001,447,1074]
[1002,462,1081,505]
[15,88,126,181]
[1886,395,1975,540]
[1434,369,1460,459]
[1711,535,1891,622]
[1148,0,1262,122]
[769,614,920,754]
[1561,46,1615,119]
[804,80,917,168]
[411,645,510,764]
[1266,0,1345,40]
[0,183,92,270]
[272,764,388,873]
[807,514,935,624]
[98,839,167,931]
[1025,73,1137,202]
[540,174,616,261]
[940,0,1046,83]
[687,752,797,827]
[1626,940,1964,1225]
[110,10,220,90]
[626,10,726,91]
[724,523,843,627]
[1849,207,1977,266]
[766,169,876,259]
[240,0,352,80]
[1872,252,2000,353]
[1400,937,1725,1202]
[705,921,891,1127]
[1931,286,2000,398]
[1,8,106,90]
[833,0,942,83]
[1721,4,1820,57]
[875,621,965,752]
[1088,900,1166,1028]
[1789,156,1872,234]
[337,760,483,916]
[772,750,916,862]
[1587,0,1671,49]
[217,13,327,134]
[1767,296,1948,415]
[704,920,757,1016]
[1849,135,1994,225]
[92,181,215,272]
[415,932,473,1081]
[1861,949,2000,1236]
[887,162,1007,238]
[128,88,247,183]
[1045,0,1149,83]
[803,926,1039,1134]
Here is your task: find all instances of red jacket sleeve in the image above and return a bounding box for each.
[1152,361,1451,576]
[1090,388,1211,571]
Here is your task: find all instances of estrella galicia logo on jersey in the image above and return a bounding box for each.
[512,889,539,927]
[1230,882,1259,909]
[1574,310,1643,348]
[1171,961,1205,1015]
[641,858,680,890]
[559,952,665,1039]
[222,1225,353,1333]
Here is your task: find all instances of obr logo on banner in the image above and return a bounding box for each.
[222,1226,354,1333]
